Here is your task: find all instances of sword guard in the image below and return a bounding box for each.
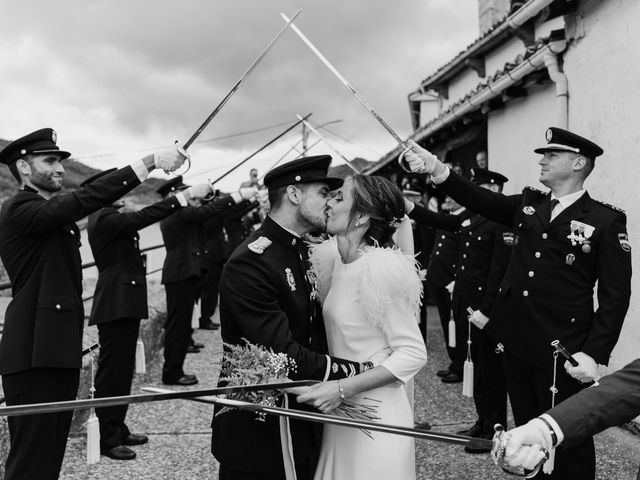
[171,140,192,176]
[491,424,548,478]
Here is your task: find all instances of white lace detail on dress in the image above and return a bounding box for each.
[308,237,339,304]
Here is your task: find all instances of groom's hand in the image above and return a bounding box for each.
[296,381,343,414]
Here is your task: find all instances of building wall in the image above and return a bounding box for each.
[487,83,557,196]
[561,0,640,369]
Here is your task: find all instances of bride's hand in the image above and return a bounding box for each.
[296,381,343,414]
[280,385,312,396]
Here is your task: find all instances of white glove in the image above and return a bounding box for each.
[186,183,213,199]
[445,281,455,294]
[564,351,598,383]
[153,144,190,173]
[503,419,552,471]
[403,198,415,214]
[239,186,258,201]
[469,310,490,330]
[399,140,440,174]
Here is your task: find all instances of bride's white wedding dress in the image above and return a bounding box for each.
[309,239,427,480]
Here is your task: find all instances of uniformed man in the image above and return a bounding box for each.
[158,176,256,385]
[84,169,212,460]
[0,128,188,480]
[413,195,472,383]
[402,128,632,479]
[406,168,512,449]
[211,155,370,480]
[199,193,259,330]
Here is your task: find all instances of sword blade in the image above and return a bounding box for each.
[281,13,404,145]
[143,387,491,449]
[208,113,312,185]
[0,380,318,417]
[182,9,303,150]
[296,115,359,173]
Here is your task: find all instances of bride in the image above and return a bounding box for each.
[297,174,427,480]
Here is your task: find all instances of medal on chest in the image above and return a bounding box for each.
[567,220,595,253]
[285,268,296,291]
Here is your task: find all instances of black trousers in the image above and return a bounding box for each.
[163,276,200,381]
[507,354,595,479]
[417,280,428,343]
[201,260,224,323]
[95,317,141,449]
[469,327,507,433]
[219,459,312,480]
[428,284,464,373]
[3,367,80,480]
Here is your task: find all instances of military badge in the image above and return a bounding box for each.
[306,269,319,301]
[619,233,631,252]
[502,232,515,246]
[332,362,338,373]
[51,129,57,144]
[522,206,535,215]
[565,253,575,265]
[567,220,595,246]
[248,236,272,254]
[545,128,553,142]
[285,268,296,291]
[461,219,471,228]
[340,364,348,376]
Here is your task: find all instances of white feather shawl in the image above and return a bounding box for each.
[308,238,423,329]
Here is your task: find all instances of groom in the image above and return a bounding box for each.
[211,155,370,480]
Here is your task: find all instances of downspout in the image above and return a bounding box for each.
[543,36,569,128]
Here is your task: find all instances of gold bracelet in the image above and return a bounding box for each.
[337,380,345,401]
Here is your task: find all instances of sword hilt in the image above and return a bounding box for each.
[550,340,578,367]
[491,424,547,478]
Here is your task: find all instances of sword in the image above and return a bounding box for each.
[142,387,492,449]
[0,380,318,417]
[295,115,359,173]
[181,9,302,150]
[281,13,405,146]
[550,340,600,386]
[207,113,312,186]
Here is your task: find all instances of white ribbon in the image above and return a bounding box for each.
[279,395,297,480]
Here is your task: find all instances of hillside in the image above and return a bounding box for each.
[0,137,165,204]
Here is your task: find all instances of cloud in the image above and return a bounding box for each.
[0,0,479,187]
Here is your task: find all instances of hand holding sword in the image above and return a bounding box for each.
[551,340,600,385]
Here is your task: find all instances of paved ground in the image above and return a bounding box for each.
[58,306,640,480]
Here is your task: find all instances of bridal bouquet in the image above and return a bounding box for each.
[216,339,297,420]
[217,340,380,436]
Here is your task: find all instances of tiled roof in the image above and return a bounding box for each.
[369,37,551,172]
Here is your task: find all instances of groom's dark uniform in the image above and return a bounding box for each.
[212,156,365,480]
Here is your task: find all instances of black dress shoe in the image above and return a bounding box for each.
[414,421,432,430]
[441,372,463,383]
[457,422,483,437]
[102,445,136,460]
[464,433,493,454]
[122,434,148,446]
[163,375,198,386]
[436,368,450,377]
[199,320,220,330]
[187,345,201,354]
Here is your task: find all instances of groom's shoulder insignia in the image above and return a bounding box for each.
[248,236,272,254]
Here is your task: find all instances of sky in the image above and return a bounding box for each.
[0,0,479,191]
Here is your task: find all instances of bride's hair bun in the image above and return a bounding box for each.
[349,174,405,248]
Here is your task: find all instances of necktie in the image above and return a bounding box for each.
[550,198,560,218]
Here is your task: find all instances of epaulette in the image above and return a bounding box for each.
[594,199,625,213]
[247,236,272,254]
[524,186,546,195]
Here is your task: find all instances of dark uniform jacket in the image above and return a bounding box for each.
[211,215,362,473]
[452,215,512,325]
[87,196,182,326]
[547,358,640,447]
[0,167,145,374]
[202,200,255,266]
[160,195,237,285]
[413,207,472,288]
[439,172,632,367]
